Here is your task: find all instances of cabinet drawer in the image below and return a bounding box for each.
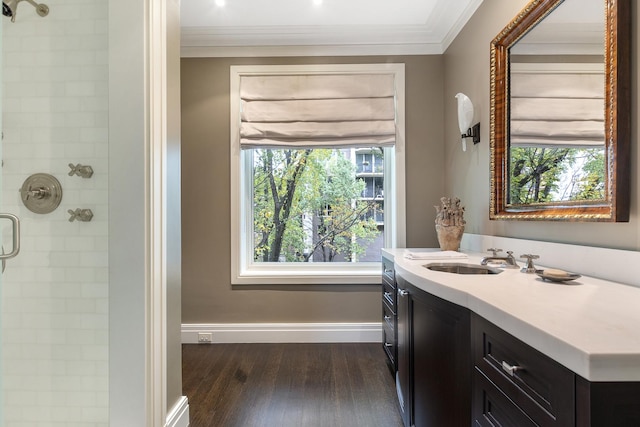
[472,314,574,426]
[382,316,396,365]
[383,280,396,309]
[382,299,396,368]
[383,298,396,326]
[382,257,395,283]
[473,367,537,427]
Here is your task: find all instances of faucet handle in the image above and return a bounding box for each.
[520,254,540,273]
[487,248,503,256]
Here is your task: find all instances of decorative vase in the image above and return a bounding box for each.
[434,196,466,251]
[435,224,465,251]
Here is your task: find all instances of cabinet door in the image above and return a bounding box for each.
[382,255,398,372]
[410,284,471,427]
[396,276,411,427]
[576,377,640,427]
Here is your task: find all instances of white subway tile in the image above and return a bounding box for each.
[2,0,109,422]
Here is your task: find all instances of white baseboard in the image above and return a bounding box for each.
[182,322,382,344]
[166,396,189,427]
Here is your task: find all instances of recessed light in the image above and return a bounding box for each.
[313,0,322,6]
[215,0,225,7]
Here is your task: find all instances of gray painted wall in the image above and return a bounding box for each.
[181,56,444,324]
[443,0,640,251]
[181,1,639,328]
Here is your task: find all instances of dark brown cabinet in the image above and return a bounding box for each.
[396,275,471,427]
[472,313,640,427]
[381,255,397,373]
[388,255,640,427]
[576,378,640,427]
[472,313,575,426]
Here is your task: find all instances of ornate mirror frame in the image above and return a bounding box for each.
[490,0,631,221]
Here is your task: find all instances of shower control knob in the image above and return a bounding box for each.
[68,163,94,178]
[20,173,62,214]
[68,208,93,223]
[25,186,50,200]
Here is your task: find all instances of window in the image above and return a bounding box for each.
[230,64,405,285]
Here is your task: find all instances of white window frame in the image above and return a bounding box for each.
[230,64,406,285]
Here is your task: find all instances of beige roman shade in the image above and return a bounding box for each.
[239,74,397,148]
[510,72,604,147]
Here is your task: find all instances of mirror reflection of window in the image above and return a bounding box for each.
[509,63,605,204]
[507,0,606,205]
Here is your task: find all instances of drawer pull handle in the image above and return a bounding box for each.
[384,268,393,274]
[501,361,522,376]
[398,289,409,297]
[384,343,393,348]
[384,315,392,322]
[384,292,393,300]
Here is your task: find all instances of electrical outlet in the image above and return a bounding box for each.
[197,332,212,343]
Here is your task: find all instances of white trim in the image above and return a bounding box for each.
[182,323,382,344]
[165,396,190,427]
[182,43,442,58]
[108,0,168,425]
[148,0,168,425]
[440,0,484,52]
[181,25,448,58]
[179,0,485,58]
[230,63,406,285]
[229,263,382,285]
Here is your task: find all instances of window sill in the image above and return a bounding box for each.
[232,262,382,285]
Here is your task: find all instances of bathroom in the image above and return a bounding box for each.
[2,0,640,425]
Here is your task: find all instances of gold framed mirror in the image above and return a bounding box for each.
[490,0,631,221]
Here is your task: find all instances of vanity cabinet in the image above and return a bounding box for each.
[396,275,471,427]
[381,255,397,372]
[387,251,640,427]
[575,377,640,426]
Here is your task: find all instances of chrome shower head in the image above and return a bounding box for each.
[2,0,49,23]
[2,0,17,20]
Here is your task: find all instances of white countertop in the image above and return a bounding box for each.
[384,248,640,382]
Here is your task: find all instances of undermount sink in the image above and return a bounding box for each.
[424,262,502,275]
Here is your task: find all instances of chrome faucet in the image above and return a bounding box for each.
[480,248,519,269]
[520,254,540,273]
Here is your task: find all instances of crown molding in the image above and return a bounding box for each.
[181,43,445,58]
[180,0,483,58]
[439,0,484,51]
[181,24,447,57]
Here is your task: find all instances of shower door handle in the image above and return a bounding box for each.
[0,213,21,260]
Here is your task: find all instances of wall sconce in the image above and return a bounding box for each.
[455,93,480,151]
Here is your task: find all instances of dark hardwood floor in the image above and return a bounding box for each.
[182,342,404,427]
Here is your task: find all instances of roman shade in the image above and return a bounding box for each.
[239,74,397,148]
[510,73,604,147]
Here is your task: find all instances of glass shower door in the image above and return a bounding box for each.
[1,2,110,424]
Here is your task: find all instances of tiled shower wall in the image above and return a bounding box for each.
[1,1,109,425]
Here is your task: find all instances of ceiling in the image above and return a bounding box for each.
[180,0,484,57]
